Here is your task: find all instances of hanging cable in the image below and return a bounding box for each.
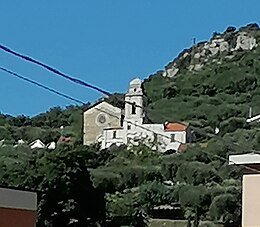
[0,66,85,105]
[0,44,111,96]
[0,43,147,110]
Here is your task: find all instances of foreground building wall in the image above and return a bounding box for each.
[243,174,260,227]
[0,207,36,227]
[0,187,37,227]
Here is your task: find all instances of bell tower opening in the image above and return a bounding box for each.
[131,102,136,115]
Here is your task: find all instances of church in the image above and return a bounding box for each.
[83,78,188,153]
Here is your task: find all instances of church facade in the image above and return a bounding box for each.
[83,78,188,153]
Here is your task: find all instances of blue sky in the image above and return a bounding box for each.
[1,0,260,116]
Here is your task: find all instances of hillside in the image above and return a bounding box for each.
[0,94,125,146]
[144,23,260,130]
[0,105,84,145]
[1,23,260,226]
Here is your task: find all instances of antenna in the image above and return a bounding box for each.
[192,37,196,45]
[249,107,253,118]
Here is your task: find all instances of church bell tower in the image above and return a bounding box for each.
[124,78,143,129]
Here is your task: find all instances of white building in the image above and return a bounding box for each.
[46,141,56,150]
[29,139,45,149]
[83,78,188,153]
[246,114,260,123]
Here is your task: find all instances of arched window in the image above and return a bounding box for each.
[131,102,136,115]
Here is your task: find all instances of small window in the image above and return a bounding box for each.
[127,124,131,130]
[171,134,175,142]
[131,102,136,114]
[120,115,124,127]
[113,131,117,139]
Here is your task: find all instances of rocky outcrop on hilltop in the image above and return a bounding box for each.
[163,23,259,78]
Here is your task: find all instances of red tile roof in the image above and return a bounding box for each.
[58,136,72,143]
[164,122,188,132]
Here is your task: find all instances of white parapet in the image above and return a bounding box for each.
[229,153,260,165]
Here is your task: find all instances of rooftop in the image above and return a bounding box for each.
[164,122,188,132]
[229,153,260,165]
[130,78,142,86]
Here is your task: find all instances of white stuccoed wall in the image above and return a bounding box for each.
[242,174,260,227]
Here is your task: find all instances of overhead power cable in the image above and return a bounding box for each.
[199,147,260,174]
[0,42,151,119]
[0,66,85,105]
[0,44,111,96]
[189,125,260,154]
[1,44,259,173]
[0,43,148,111]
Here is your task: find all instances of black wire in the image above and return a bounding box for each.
[0,43,147,110]
[0,66,85,105]
[0,44,111,96]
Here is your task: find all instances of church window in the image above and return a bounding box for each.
[97,114,107,125]
[132,102,136,114]
[113,131,117,139]
[171,134,175,142]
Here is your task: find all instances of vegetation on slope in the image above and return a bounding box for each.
[1,23,260,226]
[0,142,242,226]
[0,105,84,144]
